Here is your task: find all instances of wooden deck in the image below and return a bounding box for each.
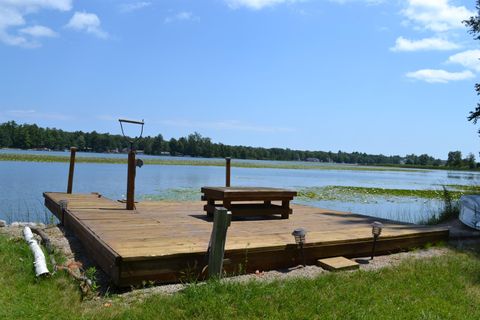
[44,192,449,287]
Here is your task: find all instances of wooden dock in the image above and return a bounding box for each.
[44,192,449,287]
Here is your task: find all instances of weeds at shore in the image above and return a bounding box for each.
[422,187,461,225]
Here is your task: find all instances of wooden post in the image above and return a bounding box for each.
[67,147,77,194]
[208,207,232,278]
[58,200,68,225]
[225,157,231,187]
[126,150,136,210]
[281,200,290,219]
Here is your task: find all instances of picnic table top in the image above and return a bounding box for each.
[201,186,297,200]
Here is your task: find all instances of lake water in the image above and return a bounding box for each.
[1,150,480,224]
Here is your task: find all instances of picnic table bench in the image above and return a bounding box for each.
[201,187,297,219]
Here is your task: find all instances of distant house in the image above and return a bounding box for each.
[305,158,320,162]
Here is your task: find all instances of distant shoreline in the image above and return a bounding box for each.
[0,152,427,172]
[0,152,465,174]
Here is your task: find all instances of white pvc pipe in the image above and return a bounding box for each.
[23,227,49,277]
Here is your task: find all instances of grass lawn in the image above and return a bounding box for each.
[2,233,480,319]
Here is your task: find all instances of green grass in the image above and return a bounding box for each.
[0,235,83,320]
[0,153,422,172]
[3,232,480,319]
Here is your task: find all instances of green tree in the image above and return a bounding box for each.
[447,151,462,167]
[75,135,86,150]
[465,2,480,130]
[465,152,476,169]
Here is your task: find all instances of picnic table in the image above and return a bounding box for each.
[201,187,297,219]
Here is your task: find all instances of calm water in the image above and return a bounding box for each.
[1,150,480,223]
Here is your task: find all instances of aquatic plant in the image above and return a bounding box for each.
[423,187,460,225]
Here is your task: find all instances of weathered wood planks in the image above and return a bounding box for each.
[43,192,449,287]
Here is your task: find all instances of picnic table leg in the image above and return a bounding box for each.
[207,199,215,218]
[281,200,290,219]
[223,200,231,210]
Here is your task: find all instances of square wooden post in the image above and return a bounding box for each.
[208,207,232,278]
[67,147,77,194]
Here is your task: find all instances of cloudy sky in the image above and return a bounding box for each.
[0,0,479,158]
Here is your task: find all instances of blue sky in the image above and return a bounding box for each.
[0,0,479,159]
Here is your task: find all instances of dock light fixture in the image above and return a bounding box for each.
[371,221,384,260]
[292,228,307,266]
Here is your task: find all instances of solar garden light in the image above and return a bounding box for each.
[292,228,307,266]
[370,221,384,260]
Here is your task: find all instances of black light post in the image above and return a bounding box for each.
[292,228,307,266]
[371,221,384,260]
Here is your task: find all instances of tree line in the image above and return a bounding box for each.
[0,121,476,168]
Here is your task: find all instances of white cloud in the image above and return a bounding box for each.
[447,49,480,72]
[164,11,199,24]
[391,36,459,52]
[402,0,474,32]
[19,25,57,37]
[0,0,71,47]
[225,0,298,10]
[119,2,151,13]
[406,69,474,83]
[66,11,108,39]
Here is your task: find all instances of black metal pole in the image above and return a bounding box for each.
[371,235,378,260]
[300,242,306,266]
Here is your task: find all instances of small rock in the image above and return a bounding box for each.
[36,223,46,228]
[0,220,6,227]
[10,222,20,227]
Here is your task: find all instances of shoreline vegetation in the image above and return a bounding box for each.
[2,150,480,172]
[0,152,423,172]
[1,121,478,171]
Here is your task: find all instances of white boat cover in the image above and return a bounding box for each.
[459,195,480,230]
